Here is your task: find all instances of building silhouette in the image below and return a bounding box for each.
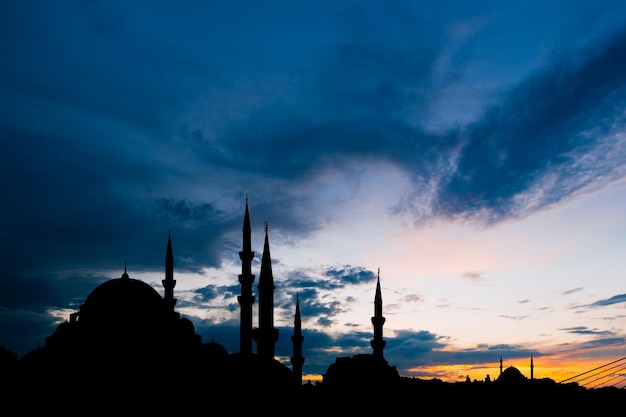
[322,268,400,389]
[8,198,305,407]
[3,198,625,412]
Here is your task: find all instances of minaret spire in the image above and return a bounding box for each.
[237,196,256,357]
[162,229,177,311]
[370,267,386,359]
[531,355,534,380]
[253,222,279,361]
[291,292,304,386]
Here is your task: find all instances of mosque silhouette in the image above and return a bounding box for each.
[2,199,624,411]
[3,199,399,405]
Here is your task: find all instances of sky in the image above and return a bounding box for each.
[1,0,626,387]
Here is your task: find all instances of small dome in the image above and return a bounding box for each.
[203,339,229,357]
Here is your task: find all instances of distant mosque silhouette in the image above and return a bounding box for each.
[15,197,398,395]
[495,355,534,384]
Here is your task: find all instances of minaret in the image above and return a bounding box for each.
[237,196,255,357]
[530,355,534,380]
[162,230,177,311]
[252,222,279,361]
[370,268,386,359]
[500,356,503,375]
[290,292,305,385]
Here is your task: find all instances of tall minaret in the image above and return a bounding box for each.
[500,356,503,375]
[162,230,177,311]
[253,222,279,361]
[290,292,304,385]
[530,355,534,380]
[370,268,386,359]
[237,196,256,357]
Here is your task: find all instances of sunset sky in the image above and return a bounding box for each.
[2,1,626,387]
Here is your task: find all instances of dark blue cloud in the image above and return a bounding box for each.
[427,29,626,224]
[571,294,626,312]
[408,342,538,372]
[559,326,620,337]
[324,266,376,285]
[560,336,626,352]
[587,294,626,308]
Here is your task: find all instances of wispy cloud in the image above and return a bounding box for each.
[558,326,618,337]
[461,271,485,283]
[563,287,584,295]
[499,315,529,321]
[587,294,626,308]
[573,293,626,310]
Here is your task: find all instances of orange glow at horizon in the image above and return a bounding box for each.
[303,373,323,383]
[404,355,626,389]
[299,344,626,388]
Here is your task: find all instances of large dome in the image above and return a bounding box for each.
[80,275,164,322]
[75,268,172,345]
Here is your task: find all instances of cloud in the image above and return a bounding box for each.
[416,30,626,225]
[499,315,529,321]
[403,294,423,303]
[571,293,626,311]
[3,6,626,287]
[558,326,618,337]
[461,271,484,283]
[323,266,377,286]
[587,294,626,308]
[403,340,536,368]
[563,287,584,296]
[190,283,238,305]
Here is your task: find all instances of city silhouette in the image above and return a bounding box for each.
[1,198,624,412]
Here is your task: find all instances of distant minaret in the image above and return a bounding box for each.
[370,268,386,359]
[162,230,177,311]
[530,355,534,380]
[290,292,305,385]
[253,222,279,360]
[500,356,503,375]
[238,196,256,357]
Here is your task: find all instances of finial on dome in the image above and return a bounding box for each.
[122,261,129,279]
